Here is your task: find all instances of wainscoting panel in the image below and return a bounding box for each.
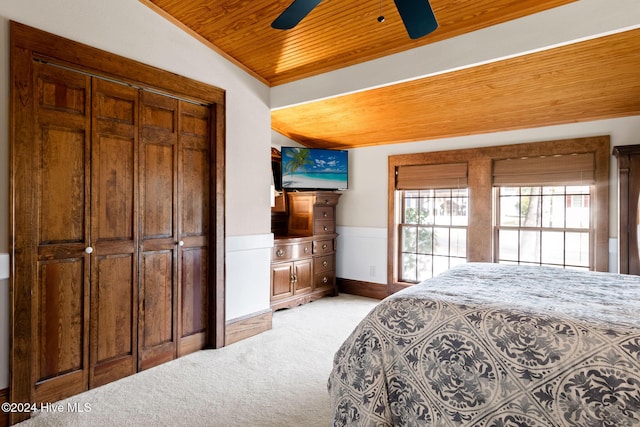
[0,255,8,280]
[225,234,274,321]
[336,227,387,284]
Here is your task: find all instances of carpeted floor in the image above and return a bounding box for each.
[18,294,380,427]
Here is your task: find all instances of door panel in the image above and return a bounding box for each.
[271,263,294,299]
[32,62,91,403]
[89,78,139,387]
[38,128,87,244]
[143,143,175,237]
[293,259,313,294]
[37,262,84,379]
[179,248,208,355]
[177,102,210,356]
[139,91,179,370]
[140,251,176,369]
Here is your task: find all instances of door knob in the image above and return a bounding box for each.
[178,241,185,247]
[85,247,93,254]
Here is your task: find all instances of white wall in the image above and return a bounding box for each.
[0,0,274,390]
[335,116,640,283]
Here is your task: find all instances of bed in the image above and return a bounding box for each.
[328,263,640,426]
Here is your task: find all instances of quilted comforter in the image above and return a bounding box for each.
[328,263,640,426]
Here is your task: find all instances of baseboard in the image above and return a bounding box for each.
[0,387,8,427]
[337,278,388,300]
[225,309,273,345]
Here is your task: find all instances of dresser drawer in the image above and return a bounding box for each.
[314,206,334,220]
[313,238,335,254]
[314,254,334,273]
[272,241,313,261]
[314,193,340,207]
[314,219,335,234]
[314,271,335,289]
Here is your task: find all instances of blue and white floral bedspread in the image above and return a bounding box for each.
[328,263,640,426]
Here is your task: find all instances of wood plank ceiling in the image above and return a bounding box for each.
[143,0,575,86]
[142,0,640,149]
[272,28,640,148]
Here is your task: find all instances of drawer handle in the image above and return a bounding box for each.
[322,276,328,283]
[322,260,328,267]
[324,199,330,204]
[291,274,297,283]
[323,211,328,217]
[304,247,309,253]
[322,244,328,250]
[323,226,328,231]
[276,249,284,257]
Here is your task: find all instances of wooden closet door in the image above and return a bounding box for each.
[31,62,92,403]
[177,101,210,356]
[89,78,139,387]
[139,91,179,370]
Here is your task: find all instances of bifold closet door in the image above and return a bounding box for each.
[31,62,92,404]
[177,102,210,356]
[30,66,141,401]
[26,63,210,394]
[139,91,180,370]
[138,91,210,369]
[89,78,139,388]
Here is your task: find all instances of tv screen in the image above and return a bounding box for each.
[281,147,348,190]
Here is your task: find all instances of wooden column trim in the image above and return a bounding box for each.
[468,158,493,262]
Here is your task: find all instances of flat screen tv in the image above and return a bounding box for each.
[281,147,348,190]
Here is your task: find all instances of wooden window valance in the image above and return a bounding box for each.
[492,153,595,186]
[396,162,468,190]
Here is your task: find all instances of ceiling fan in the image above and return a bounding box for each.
[271,0,438,40]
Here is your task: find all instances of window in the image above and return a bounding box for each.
[388,136,610,291]
[495,185,591,269]
[399,188,468,282]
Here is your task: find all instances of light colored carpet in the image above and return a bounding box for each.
[18,294,379,427]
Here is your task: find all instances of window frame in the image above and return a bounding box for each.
[387,136,610,294]
[493,185,593,269]
[397,188,469,283]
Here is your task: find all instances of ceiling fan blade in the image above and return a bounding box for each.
[272,0,324,30]
[393,0,438,39]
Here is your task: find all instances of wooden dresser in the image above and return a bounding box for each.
[271,191,341,310]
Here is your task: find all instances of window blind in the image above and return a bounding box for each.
[493,153,594,186]
[396,162,468,190]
